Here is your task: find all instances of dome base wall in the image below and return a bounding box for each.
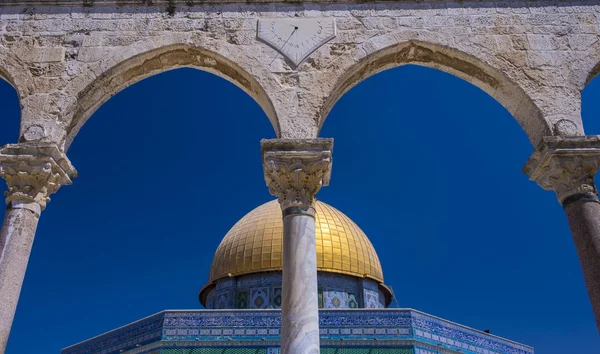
[204,272,388,310]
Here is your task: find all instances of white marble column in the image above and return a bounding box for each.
[0,143,75,350]
[525,136,600,332]
[261,138,333,354]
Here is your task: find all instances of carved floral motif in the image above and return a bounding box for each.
[261,139,333,210]
[536,156,599,203]
[0,144,76,210]
[524,136,600,204]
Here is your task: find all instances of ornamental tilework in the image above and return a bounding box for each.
[216,278,236,290]
[324,290,348,308]
[250,288,269,309]
[235,291,249,309]
[415,349,437,354]
[364,289,380,309]
[270,287,282,308]
[318,287,324,308]
[361,279,379,292]
[62,310,533,354]
[210,272,383,309]
[216,293,229,309]
[348,293,358,309]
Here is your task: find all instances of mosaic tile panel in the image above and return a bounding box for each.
[216,292,229,309]
[270,287,282,308]
[209,272,383,309]
[347,293,358,309]
[415,349,437,354]
[235,290,249,309]
[364,289,381,309]
[324,290,348,308]
[250,288,269,309]
[62,310,534,354]
[318,287,324,308]
[162,349,267,354]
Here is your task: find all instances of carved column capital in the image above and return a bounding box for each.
[0,143,77,211]
[261,138,333,211]
[524,136,600,205]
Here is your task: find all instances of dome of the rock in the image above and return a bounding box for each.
[200,200,392,309]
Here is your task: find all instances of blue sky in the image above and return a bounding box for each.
[1,65,599,353]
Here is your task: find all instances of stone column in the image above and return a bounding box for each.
[261,139,333,354]
[0,143,76,350]
[525,136,600,331]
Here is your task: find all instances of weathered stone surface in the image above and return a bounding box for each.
[2,0,600,348]
[524,136,600,204]
[281,211,320,354]
[0,206,40,351]
[0,1,598,148]
[261,138,333,211]
[0,143,76,210]
[0,143,76,353]
[261,138,331,354]
[524,135,600,333]
[565,198,600,332]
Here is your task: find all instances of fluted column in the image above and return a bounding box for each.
[261,138,333,354]
[0,143,76,350]
[525,136,600,331]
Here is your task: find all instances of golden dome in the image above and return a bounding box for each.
[207,200,384,283]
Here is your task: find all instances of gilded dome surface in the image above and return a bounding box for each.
[208,200,384,283]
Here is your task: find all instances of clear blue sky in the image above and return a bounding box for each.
[1,65,599,353]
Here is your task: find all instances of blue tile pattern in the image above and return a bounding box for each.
[62,309,533,354]
[208,272,386,309]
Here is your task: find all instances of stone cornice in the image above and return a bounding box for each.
[0,143,77,210]
[524,136,600,205]
[261,138,333,211]
[0,0,556,7]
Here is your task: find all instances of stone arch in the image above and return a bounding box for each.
[0,51,27,144]
[63,44,279,151]
[320,40,549,146]
[585,61,600,87]
[0,67,16,92]
[0,51,26,101]
[0,67,21,146]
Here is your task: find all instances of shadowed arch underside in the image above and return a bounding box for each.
[586,61,600,86]
[64,44,278,150]
[321,41,549,146]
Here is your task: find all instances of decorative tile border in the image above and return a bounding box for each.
[62,309,534,354]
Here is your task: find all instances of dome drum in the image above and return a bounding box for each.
[202,272,388,310]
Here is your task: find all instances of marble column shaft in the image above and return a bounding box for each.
[564,197,600,330]
[525,136,600,332]
[0,204,40,349]
[261,138,333,354]
[282,210,320,354]
[0,143,75,351]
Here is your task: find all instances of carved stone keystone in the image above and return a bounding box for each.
[0,143,77,210]
[523,136,600,205]
[261,138,333,211]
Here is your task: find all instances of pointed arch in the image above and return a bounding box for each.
[0,50,25,101]
[0,51,25,145]
[586,61,600,86]
[320,40,549,146]
[63,44,279,151]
